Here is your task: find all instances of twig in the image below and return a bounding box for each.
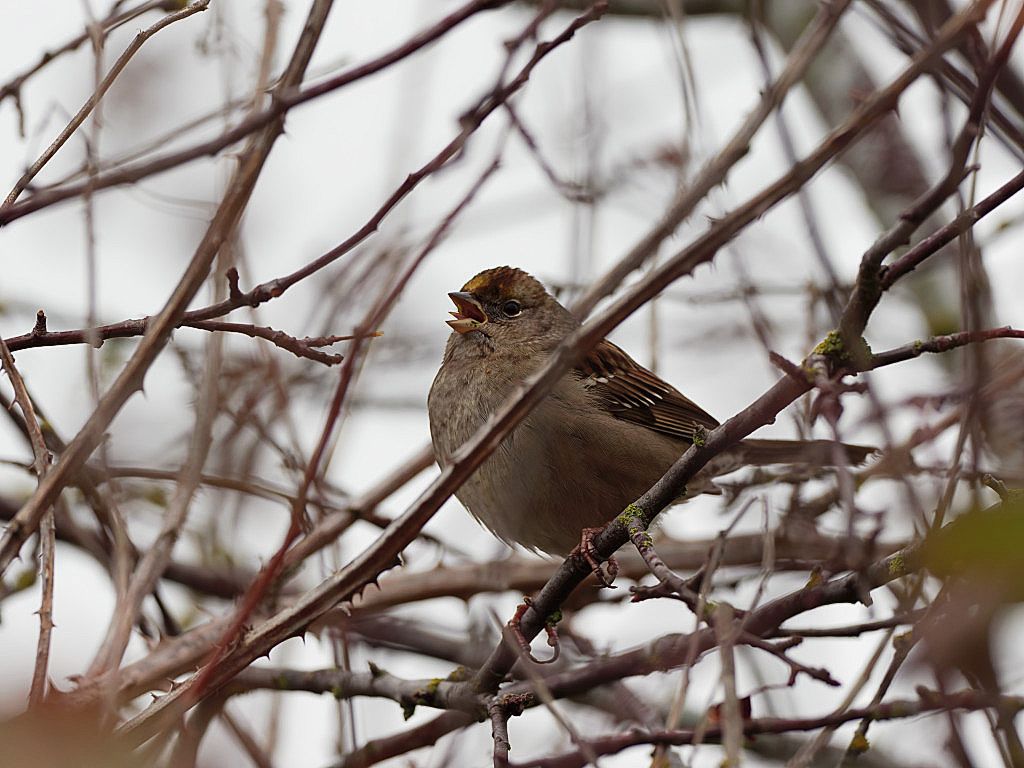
[572,0,857,317]
[713,603,743,767]
[0,443,432,606]
[345,530,900,613]
[282,442,435,567]
[328,711,475,768]
[504,103,592,202]
[869,327,1024,369]
[748,5,844,320]
[838,2,1024,349]
[622,513,701,608]
[166,693,226,768]
[221,709,276,768]
[0,345,50,478]
[771,610,926,638]
[500,611,598,766]
[0,5,600,375]
[481,515,923,713]
[845,630,919,759]
[760,617,895,768]
[881,167,1024,288]
[0,338,54,706]
[178,5,600,327]
[864,0,1024,162]
[738,633,840,687]
[488,699,513,767]
[184,320,363,365]
[3,307,378,361]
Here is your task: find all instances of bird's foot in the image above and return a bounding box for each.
[507,597,560,665]
[571,526,619,588]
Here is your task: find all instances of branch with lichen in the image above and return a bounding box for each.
[619,503,705,611]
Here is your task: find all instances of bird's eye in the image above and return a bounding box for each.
[502,300,522,318]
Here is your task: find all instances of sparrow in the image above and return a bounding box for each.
[427,266,873,556]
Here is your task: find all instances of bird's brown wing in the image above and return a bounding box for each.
[575,338,720,442]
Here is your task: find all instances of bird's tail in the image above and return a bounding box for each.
[737,438,875,466]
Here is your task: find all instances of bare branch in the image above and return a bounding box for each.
[0,338,55,706]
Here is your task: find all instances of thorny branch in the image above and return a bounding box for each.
[2,308,376,365]
[0,338,55,706]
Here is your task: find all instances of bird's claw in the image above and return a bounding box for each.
[508,597,560,664]
[571,526,618,588]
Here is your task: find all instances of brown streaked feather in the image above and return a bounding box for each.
[576,339,720,442]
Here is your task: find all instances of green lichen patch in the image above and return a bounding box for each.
[445,666,470,683]
[692,425,708,447]
[813,330,845,358]
[887,553,906,579]
[813,330,872,366]
[617,503,647,527]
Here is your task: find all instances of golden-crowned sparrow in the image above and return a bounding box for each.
[428,266,873,555]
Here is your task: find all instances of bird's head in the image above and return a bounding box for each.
[444,266,576,351]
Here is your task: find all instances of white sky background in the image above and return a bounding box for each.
[1,1,1024,766]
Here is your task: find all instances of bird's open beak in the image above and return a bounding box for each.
[446,291,488,334]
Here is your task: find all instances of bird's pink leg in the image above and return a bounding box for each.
[507,597,560,664]
[570,526,619,588]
